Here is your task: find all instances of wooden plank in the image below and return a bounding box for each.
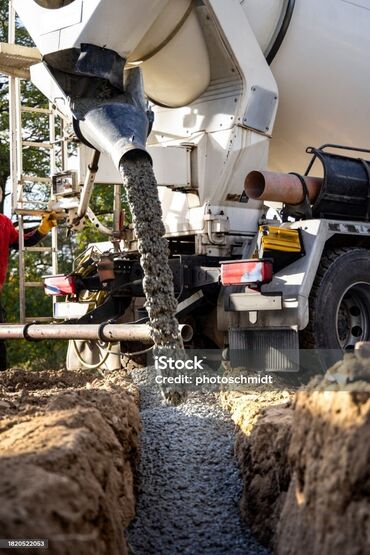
[21,106,52,114]
[0,42,41,79]
[22,141,54,149]
[22,175,52,184]
[25,282,45,288]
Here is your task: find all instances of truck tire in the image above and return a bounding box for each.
[300,248,370,351]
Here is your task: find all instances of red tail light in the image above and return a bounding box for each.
[43,274,76,296]
[221,259,273,286]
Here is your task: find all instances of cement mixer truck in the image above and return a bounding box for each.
[2,0,370,374]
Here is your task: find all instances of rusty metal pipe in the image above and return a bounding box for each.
[245,171,322,205]
[0,323,193,343]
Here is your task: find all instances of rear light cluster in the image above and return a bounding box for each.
[43,274,77,296]
[220,259,273,286]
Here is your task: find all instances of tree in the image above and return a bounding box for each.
[0,0,10,212]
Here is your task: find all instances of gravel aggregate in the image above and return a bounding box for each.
[127,367,271,555]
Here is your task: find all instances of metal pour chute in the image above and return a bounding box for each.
[68,46,153,167]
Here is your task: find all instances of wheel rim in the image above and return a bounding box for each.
[336,282,370,350]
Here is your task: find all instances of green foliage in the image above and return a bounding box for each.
[0,0,41,210]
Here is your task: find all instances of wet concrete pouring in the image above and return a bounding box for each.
[120,156,183,351]
[127,367,270,555]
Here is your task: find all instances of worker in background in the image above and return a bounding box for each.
[0,191,57,370]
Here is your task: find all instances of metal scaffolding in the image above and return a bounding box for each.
[6,0,64,323]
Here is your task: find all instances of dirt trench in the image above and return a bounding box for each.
[127,368,271,555]
[2,353,369,555]
[226,351,370,555]
[0,365,274,555]
[0,368,140,555]
[221,389,293,547]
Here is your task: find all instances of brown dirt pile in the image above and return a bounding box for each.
[237,404,293,547]
[228,352,370,555]
[0,368,140,555]
[221,388,293,435]
[276,376,370,555]
[221,389,293,546]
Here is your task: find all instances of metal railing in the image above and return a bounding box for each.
[7,0,62,323]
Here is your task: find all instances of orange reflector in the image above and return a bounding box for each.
[220,259,273,286]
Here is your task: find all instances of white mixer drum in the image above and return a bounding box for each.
[15,0,210,107]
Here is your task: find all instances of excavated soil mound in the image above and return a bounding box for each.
[229,352,370,555]
[276,376,370,555]
[221,390,293,547]
[0,368,140,555]
[236,404,293,547]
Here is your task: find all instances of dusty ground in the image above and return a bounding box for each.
[276,375,370,555]
[0,368,140,555]
[226,352,370,555]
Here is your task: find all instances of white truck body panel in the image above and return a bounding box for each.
[15,0,211,107]
[24,0,370,175]
[268,0,370,172]
[16,0,370,247]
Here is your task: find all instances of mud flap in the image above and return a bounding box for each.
[228,328,299,372]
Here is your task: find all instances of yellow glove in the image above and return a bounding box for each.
[38,211,58,235]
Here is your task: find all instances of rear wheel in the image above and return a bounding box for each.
[301,248,370,352]
[336,282,370,349]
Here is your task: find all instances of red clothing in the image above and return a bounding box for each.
[0,215,44,290]
[0,214,19,290]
